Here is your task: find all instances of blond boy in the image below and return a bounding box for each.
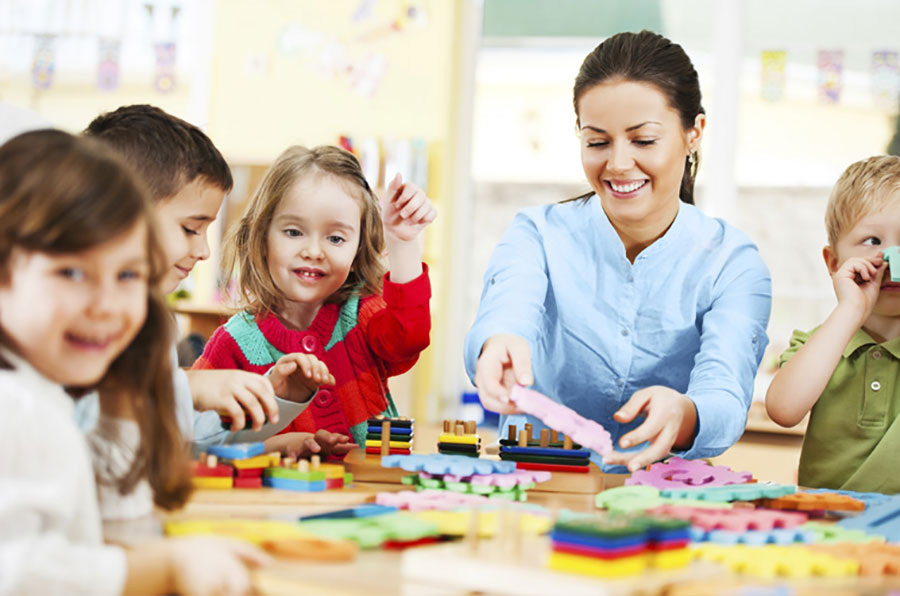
[767,155,900,493]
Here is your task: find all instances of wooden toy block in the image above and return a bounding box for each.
[515,462,590,473]
[660,482,795,502]
[264,466,326,482]
[317,463,346,479]
[500,453,591,466]
[192,460,234,478]
[500,445,592,458]
[343,448,410,483]
[808,542,900,575]
[625,457,753,489]
[518,429,528,447]
[547,551,650,577]
[260,537,358,561]
[436,442,480,453]
[263,476,326,491]
[226,453,279,470]
[500,437,582,449]
[694,544,858,578]
[193,476,234,489]
[758,491,866,512]
[837,497,900,541]
[299,512,440,549]
[365,447,412,455]
[365,439,412,449]
[509,385,613,456]
[366,432,413,442]
[413,509,553,537]
[234,467,263,479]
[596,485,733,514]
[884,246,900,283]
[437,433,479,445]
[324,477,344,489]
[206,442,266,460]
[233,476,263,489]
[367,425,413,436]
[367,415,413,428]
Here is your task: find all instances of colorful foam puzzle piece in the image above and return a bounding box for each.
[837,496,900,542]
[758,491,866,512]
[376,489,494,511]
[648,504,807,532]
[381,454,515,476]
[802,487,895,510]
[595,485,733,514]
[625,457,753,489]
[402,473,532,501]
[884,246,900,283]
[508,385,613,456]
[299,512,439,549]
[660,482,795,502]
[206,442,266,460]
[800,521,885,544]
[690,527,815,546]
[809,542,900,576]
[694,544,859,578]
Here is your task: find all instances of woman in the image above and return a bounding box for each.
[465,31,772,472]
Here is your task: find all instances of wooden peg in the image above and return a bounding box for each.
[464,420,476,434]
[518,429,528,447]
[283,456,296,468]
[550,430,558,443]
[381,421,391,456]
[507,425,517,442]
[524,423,533,440]
[298,459,309,472]
[563,434,573,450]
[454,422,464,436]
[539,429,549,447]
[443,420,450,433]
[206,454,217,468]
[311,455,321,469]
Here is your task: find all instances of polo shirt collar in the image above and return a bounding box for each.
[843,328,900,359]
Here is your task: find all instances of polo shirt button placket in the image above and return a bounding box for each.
[872,350,883,360]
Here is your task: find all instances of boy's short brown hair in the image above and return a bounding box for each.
[826,155,900,247]
[84,104,232,201]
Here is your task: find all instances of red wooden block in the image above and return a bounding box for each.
[233,476,263,489]
[193,461,234,478]
[382,536,440,550]
[552,541,647,560]
[515,462,590,474]
[365,447,412,455]
[325,477,344,490]
[234,467,264,479]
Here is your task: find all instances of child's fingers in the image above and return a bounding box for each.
[407,199,434,224]
[219,400,247,432]
[233,388,266,431]
[398,190,425,218]
[385,173,403,204]
[393,184,420,213]
[247,375,279,425]
[222,538,273,569]
[331,443,356,455]
[304,435,322,453]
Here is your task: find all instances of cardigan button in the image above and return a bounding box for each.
[315,389,333,406]
[301,335,318,353]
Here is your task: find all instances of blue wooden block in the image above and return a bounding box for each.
[299,504,397,520]
[837,496,900,542]
[207,442,265,460]
[499,445,591,458]
[263,476,326,492]
[884,246,900,283]
[367,425,413,435]
[380,454,515,476]
[550,529,648,550]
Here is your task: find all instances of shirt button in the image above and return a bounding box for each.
[627,274,634,283]
[871,381,882,391]
[872,350,883,360]
[301,335,318,353]
[615,378,624,387]
[315,389,333,406]
[621,328,630,337]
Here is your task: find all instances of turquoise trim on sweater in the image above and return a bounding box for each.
[326,293,360,352]
[225,312,285,366]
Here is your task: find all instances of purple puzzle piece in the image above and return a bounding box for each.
[625,457,753,489]
[509,385,613,456]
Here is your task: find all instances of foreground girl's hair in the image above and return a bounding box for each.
[0,129,192,509]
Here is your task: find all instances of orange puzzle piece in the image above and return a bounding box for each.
[757,491,865,512]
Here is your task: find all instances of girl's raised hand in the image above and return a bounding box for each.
[269,353,336,403]
[381,173,437,243]
[602,385,697,472]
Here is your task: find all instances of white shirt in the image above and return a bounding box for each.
[0,349,126,596]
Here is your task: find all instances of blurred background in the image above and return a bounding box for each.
[2,0,899,439]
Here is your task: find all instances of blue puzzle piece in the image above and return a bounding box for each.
[380,454,516,476]
[299,504,397,520]
[367,425,413,435]
[690,526,815,545]
[883,246,900,283]
[837,495,900,542]
[550,529,648,550]
[660,483,795,502]
[207,442,265,460]
[499,446,591,458]
[263,477,326,492]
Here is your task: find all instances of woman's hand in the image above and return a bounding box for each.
[602,385,697,472]
[473,334,531,415]
[187,369,280,432]
[269,353,336,403]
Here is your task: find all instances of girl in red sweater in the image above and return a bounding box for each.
[194,146,436,448]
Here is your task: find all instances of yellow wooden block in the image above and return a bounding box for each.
[548,551,648,577]
[318,463,346,479]
[192,476,233,489]
[437,433,479,445]
[364,440,411,449]
[229,454,278,470]
[166,518,314,544]
[413,510,552,537]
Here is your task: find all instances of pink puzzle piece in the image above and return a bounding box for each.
[419,470,552,488]
[648,505,808,532]
[508,385,613,456]
[625,457,753,489]
[376,489,492,511]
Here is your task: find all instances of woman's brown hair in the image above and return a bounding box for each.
[0,129,192,509]
[571,30,705,204]
[224,145,386,316]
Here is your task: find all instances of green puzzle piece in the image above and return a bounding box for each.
[300,513,439,549]
[595,485,733,513]
[884,247,900,283]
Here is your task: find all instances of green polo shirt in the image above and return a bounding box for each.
[779,328,900,493]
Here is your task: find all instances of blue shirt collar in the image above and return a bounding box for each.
[590,194,692,263]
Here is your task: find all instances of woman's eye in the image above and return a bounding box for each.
[634,139,656,146]
[863,237,882,246]
[586,141,608,148]
[182,226,200,236]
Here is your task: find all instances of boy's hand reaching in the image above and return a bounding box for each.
[269,353,335,403]
[264,429,356,459]
[832,254,886,324]
[187,369,279,432]
[382,173,437,244]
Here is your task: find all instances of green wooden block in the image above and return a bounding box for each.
[263,467,326,482]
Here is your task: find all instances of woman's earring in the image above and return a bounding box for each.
[687,150,696,165]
